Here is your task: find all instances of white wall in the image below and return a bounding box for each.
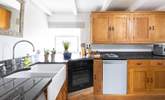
[23,0,50,49]
[0,0,49,61]
[48,13,154,52]
[48,13,91,43]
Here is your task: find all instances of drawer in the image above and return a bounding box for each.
[128,60,150,67]
[150,60,165,67]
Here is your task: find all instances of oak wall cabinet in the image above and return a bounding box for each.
[91,12,165,44]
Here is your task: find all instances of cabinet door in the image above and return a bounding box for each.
[128,68,149,94]
[112,14,130,43]
[150,68,165,93]
[92,14,109,43]
[152,14,165,42]
[128,60,150,94]
[132,14,153,43]
[93,60,103,95]
[150,60,165,93]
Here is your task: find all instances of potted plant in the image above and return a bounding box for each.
[44,49,49,62]
[63,41,71,60]
[51,48,56,62]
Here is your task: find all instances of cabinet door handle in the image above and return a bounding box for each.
[108,27,111,31]
[146,77,150,83]
[112,26,114,31]
[152,26,155,30]
[150,78,153,83]
[149,26,152,30]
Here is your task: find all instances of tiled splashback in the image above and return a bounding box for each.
[0,57,23,76]
[91,44,153,52]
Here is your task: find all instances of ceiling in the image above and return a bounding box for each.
[32,0,165,15]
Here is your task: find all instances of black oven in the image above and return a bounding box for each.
[68,59,93,92]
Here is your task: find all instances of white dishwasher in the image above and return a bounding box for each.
[103,60,127,95]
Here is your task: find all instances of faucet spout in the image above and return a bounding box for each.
[12,40,35,61]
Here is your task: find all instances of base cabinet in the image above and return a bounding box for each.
[128,60,165,94]
[56,81,67,100]
[128,67,149,93]
[94,59,165,95]
[93,60,103,95]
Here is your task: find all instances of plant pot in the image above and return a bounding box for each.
[51,54,55,62]
[63,52,72,60]
[44,54,49,62]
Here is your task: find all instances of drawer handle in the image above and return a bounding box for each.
[136,63,142,65]
[157,62,163,65]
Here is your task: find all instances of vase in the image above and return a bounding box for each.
[63,51,72,60]
[51,54,55,62]
[44,54,49,62]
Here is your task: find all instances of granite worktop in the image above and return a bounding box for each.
[100,52,165,60]
[0,78,52,100]
[0,54,90,100]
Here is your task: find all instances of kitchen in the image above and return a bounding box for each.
[1,0,165,100]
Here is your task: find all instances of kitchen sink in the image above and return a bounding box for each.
[5,71,55,78]
[5,64,65,78]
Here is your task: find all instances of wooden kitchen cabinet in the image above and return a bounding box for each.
[91,13,130,43]
[93,60,103,95]
[131,14,154,43]
[151,14,165,42]
[112,13,130,43]
[128,60,150,94]
[0,7,11,30]
[91,11,165,44]
[91,14,110,43]
[150,60,165,93]
[128,60,165,94]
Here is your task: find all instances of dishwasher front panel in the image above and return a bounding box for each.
[103,60,127,95]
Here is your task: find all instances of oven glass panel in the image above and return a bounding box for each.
[72,70,90,86]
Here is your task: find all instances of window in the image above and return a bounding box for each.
[49,28,81,53]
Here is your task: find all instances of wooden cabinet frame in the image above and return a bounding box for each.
[128,60,165,94]
[91,11,165,44]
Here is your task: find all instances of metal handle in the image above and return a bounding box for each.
[152,26,155,30]
[112,26,114,31]
[146,77,150,83]
[149,26,152,30]
[109,27,111,31]
[150,78,153,83]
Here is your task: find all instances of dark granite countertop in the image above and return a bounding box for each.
[0,78,52,100]
[100,52,165,60]
[0,56,93,78]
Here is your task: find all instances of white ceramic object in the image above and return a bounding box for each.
[5,64,66,100]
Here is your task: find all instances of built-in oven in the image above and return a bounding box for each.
[68,59,93,92]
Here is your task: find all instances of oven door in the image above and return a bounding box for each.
[68,66,93,92]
